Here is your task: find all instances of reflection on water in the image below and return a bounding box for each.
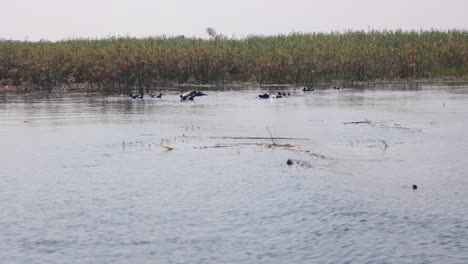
[1,84,468,264]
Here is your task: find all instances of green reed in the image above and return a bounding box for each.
[0,30,466,92]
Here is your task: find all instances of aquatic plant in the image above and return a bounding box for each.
[0,30,466,92]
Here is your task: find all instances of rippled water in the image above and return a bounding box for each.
[1,84,468,263]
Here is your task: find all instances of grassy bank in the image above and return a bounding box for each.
[0,30,467,93]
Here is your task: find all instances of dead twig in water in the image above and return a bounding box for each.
[266,127,276,146]
[209,136,310,141]
[195,143,295,149]
[343,120,371,125]
[353,140,389,151]
[380,140,389,150]
[160,145,174,151]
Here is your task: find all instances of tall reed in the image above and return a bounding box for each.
[0,30,466,92]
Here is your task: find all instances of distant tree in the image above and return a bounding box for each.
[206,27,217,39]
[206,27,227,41]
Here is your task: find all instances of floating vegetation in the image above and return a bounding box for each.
[352,140,390,151]
[343,120,372,125]
[285,159,315,168]
[160,145,174,151]
[1,30,467,92]
[194,142,296,149]
[209,136,310,141]
[344,119,421,132]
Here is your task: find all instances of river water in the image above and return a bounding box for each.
[1,84,468,263]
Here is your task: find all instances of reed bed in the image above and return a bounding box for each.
[0,30,466,92]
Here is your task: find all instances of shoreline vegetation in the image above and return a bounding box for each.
[1,30,467,93]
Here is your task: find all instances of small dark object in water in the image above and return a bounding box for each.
[180,90,206,101]
[413,184,418,190]
[343,120,371,125]
[129,93,143,99]
[258,93,270,99]
[180,91,194,101]
[334,86,342,90]
[302,87,315,92]
[287,159,293,165]
[150,93,163,98]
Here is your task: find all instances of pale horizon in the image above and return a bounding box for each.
[1,0,468,41]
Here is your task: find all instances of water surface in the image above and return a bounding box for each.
[1,84,468,263]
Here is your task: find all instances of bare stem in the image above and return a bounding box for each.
[266,127,276,146]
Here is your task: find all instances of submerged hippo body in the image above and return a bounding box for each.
[180,90,207,101]
[129,93,143,99]
[150,93,163,98]
[258,93,270,99]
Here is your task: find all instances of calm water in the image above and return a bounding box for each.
[1,84,468,263]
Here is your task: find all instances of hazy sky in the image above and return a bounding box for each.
[1,0,467,41]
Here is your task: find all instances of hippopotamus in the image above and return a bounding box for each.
[129,93,143,99]
[150,93,163,98]
[180,90,207,101]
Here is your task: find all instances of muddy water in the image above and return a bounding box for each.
[1,85,468,263]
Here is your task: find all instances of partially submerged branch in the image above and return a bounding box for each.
[266,127,276,146]
[343,120,371,125]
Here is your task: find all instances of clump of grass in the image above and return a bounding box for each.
[0,29,467,92]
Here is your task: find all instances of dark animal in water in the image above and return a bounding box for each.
[129,93,143,99]
[412,184,418,190]
[180,90,207,101]
[278,92,290,97]
[258,93,270,99]
[150,93,163,98]
[334,86,342,90]
[302,87,315,92]
[287,159,294,165]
